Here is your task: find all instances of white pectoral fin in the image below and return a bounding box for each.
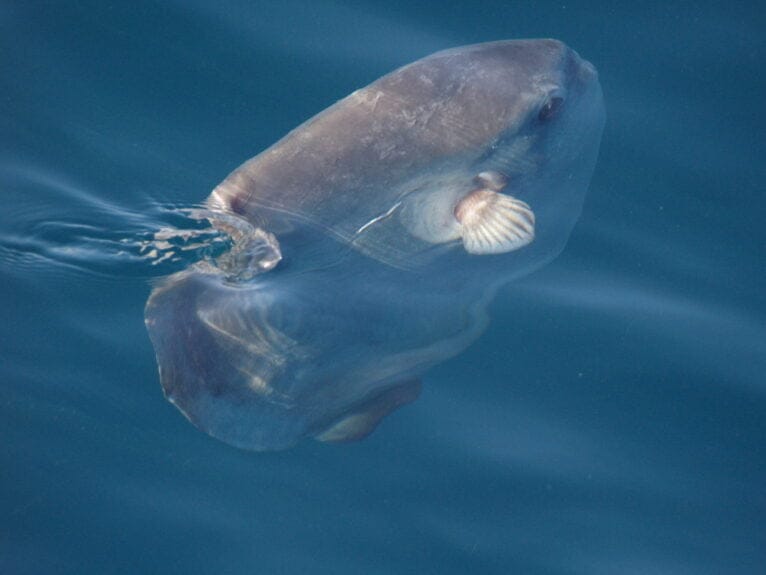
[454,189,535,255]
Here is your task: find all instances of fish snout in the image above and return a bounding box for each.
[565,47,600,92]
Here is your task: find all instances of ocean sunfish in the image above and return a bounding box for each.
[145,39,605,450]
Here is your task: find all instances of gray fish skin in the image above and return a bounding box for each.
[145,39,605,451]
[209,38,604,267]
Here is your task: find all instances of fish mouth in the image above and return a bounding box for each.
[579,59,598,79]
[564,47,600,96]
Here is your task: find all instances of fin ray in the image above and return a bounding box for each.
[454,189,535,255]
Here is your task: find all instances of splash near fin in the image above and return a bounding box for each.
[454,189,535,255]
[315,379,421,443]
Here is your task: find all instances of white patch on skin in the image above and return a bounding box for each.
[356,201,402,235]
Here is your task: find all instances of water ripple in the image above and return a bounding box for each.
[0,162,243,283]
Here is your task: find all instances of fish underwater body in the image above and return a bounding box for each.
[145,39,605,451]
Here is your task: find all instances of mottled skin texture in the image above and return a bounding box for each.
[146,39,605,450]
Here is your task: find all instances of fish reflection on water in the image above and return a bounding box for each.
[144,39,605,451]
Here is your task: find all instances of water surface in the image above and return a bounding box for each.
[1,2,764,574]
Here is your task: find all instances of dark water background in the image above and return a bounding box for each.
[2,2,764,573]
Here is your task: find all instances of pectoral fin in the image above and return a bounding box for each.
[315,379,422,443]
[454,189,535,255]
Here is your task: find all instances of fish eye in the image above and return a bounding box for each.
[538,96,564,122]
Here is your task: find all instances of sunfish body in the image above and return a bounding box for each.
[145,39,605,450]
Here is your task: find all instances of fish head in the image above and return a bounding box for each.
[467,39,606,265]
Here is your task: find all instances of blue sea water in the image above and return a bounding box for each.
[1,1,764,574]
